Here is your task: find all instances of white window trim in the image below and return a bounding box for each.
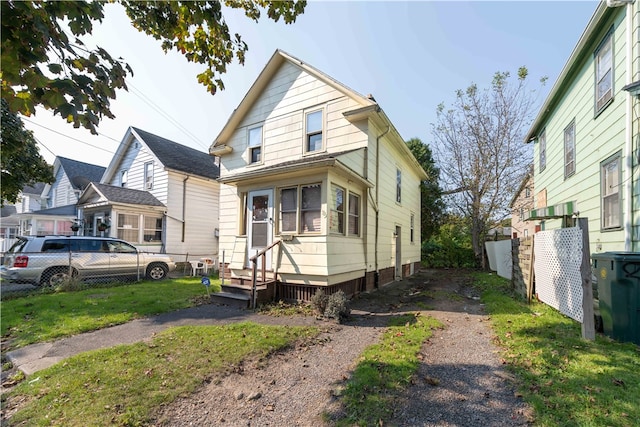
[277,183,323,235]
[539,130,546,172]
[247,124,264,165]
[601,152,621,231]
[347,192,361,237]
[303,108,325,155]
[564,121,576,179]
[120,170,128,188]
[144,161,154,190]
[330,184,345,235]
[595,29,614,115]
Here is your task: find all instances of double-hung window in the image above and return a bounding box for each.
[564,121,576,179]
[539,130,546,172]
[595,30,613,114]
[301,184,321,232]
[120,170,128,188]
[330,185,345,234]
[410,213,415,243]
[144,161,154,190]
[280,188,297,233]
[601,152,621,230]
[348,193,360,236]
[117,213,139,242]
[248,125,263,164]
[144,216,163,242]
[279,184,322,234]
[305,110,323,153]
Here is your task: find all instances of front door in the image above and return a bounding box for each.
[247,189,273,270]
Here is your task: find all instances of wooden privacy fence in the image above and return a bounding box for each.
[511,236,534,301]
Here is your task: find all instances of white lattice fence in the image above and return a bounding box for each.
[534,227,584,322]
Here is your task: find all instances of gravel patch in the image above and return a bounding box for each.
[151,269,533,426]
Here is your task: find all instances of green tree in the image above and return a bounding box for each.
[432,68,544,268]
[1,0,305,197]
[1,99,54,205]
[405,137,444,242]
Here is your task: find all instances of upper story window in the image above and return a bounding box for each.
[564,121,576,179]
[305,110,323,153]
[396,169,402,203]
[595,30,613,114]
[601,152,621,230]
[539,130,546,172]
[248,125,263,164]
[120,170,128,188]
[144,161,154,190]
[525,187,531,198]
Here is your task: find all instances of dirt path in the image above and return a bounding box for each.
[152,269,533,426]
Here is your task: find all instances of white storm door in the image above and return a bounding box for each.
[247,189,273,270]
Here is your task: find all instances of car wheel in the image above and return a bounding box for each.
[40,267,77,287]
[146,263,168,280]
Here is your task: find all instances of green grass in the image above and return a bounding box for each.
[472,272,640,427]
[6,322,317,426]
[1,277,220,350]
[331,313,443,426]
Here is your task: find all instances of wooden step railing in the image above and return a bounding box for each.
[249,240,282,308]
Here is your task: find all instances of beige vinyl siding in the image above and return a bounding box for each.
[221,62,367,176]
[218,183,243,263]
[372,124,422,270]
[164,172,219,257]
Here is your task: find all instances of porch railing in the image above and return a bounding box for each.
[249,239,282,309]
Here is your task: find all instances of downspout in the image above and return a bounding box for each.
[182,176,189,243]
[623,1,633,251]
[371,124,390,287]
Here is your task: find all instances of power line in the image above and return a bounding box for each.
[23,118,116,154]
[125,80,209,150]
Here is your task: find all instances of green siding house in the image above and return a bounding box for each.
[525,0,640,253]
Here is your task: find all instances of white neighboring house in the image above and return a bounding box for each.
[78,127,220,260]
[210,50,426,301]
[12,157,105,237]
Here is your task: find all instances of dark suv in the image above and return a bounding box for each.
[1,236,176,287]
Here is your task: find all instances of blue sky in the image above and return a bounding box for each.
[25,1,600,167]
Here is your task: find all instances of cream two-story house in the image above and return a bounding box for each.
[210,50,426,301]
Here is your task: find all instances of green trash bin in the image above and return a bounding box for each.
[591,252,640,345]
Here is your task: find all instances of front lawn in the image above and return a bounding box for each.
[5,322,317,426]
[1,277,219,350]
[473,272,640,426]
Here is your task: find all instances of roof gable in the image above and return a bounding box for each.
[211,49,376,147]
[103,127,220,182]
[56,157,106,190]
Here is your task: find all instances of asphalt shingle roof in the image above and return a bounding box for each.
[32,204,77,216]
[131,127,220,180]
[92,183,164,207]
[58,157,106,190]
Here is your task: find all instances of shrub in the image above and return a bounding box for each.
[324,290,350,322]
[310,289,328,316]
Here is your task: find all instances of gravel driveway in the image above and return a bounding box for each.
[152,269,533,426]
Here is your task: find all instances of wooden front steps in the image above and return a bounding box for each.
[210,276,277,308]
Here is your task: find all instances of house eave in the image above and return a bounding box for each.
[525,2,608,143]
[219,158,373,189]
[210,144,233,156]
